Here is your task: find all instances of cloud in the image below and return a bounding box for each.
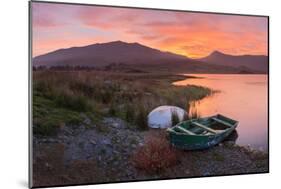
[32,2,268,58]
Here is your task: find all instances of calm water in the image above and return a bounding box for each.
[173,74,268,150]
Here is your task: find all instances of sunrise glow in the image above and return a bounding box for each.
[32,2,268,58]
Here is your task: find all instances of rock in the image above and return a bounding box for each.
[102,138,111,145]
[103,117,127,129]
[111,122,120,128]
[83,117,91,125]
[148,106,187,128]
[224,141,235,146]
[90,139,96,145]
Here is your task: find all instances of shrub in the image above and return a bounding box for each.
[132,132,179,173]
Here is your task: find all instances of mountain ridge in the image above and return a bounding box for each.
[33,41,268,73]
[198,50,268,73]
[33,41,188,67]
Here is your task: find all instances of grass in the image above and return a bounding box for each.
[54,94,92,112]
[188,102,201,119]
[33,95,84,136]
[33,70,213,135]
[134,105,149,130]
[171,110,180,126]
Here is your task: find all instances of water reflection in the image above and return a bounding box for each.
[173,74,268,150]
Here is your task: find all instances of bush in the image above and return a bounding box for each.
[132,132,179,173]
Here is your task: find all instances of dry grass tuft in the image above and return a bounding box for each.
[132,131,179,173]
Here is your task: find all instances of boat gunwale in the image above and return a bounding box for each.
[167,114,238,136]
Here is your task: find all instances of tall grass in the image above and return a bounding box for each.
[33,70,212,135]
[171,110,180,126]
[135,105,148,130]
[188,101,201,119]
[54,93,92,112]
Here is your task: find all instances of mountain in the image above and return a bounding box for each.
[33,41,268,74]
[198,51,268,73]
[33,41,189,67]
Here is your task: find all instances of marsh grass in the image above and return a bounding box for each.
[187,101,201,120]
[171,110,180,126]
[135,105,149,130]
[33,71,212,135]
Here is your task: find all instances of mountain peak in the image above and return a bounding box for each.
[102,41,145,48]
[33,40,188,67]
[198,50,268,73]
[104,40,127,45]
[210,50,225,56]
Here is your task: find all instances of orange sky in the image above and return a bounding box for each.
[32,2,268,58]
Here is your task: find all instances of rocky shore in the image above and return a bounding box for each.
[33,115,268,187]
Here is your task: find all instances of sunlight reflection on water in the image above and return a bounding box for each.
[173,74,268,150]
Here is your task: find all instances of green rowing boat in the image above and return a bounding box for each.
[167,114,238,150]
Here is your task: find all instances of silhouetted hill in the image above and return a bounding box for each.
[33,41,188,67]
[33,41,268,74]
[198,51,268,73]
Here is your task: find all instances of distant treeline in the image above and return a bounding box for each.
[32,63,150,73]
[32,64,123,71]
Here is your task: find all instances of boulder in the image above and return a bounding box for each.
[148,105,187,128]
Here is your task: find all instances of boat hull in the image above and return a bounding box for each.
[167,114,238,150]
[169,126,236,150]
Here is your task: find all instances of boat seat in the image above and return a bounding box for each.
[212,117,233,127]
[191,122,217,134]
[176,126,196,135]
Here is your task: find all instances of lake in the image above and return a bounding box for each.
[173,74,268,150]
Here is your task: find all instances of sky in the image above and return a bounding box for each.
[32,2,268,58]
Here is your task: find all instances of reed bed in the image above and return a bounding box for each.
[33,70,213,135]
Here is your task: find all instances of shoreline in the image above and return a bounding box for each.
[32,70,268,187]
[33,116,268,187]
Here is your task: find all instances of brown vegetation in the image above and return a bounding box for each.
[33,70,213,136]
[132,131,179,173]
